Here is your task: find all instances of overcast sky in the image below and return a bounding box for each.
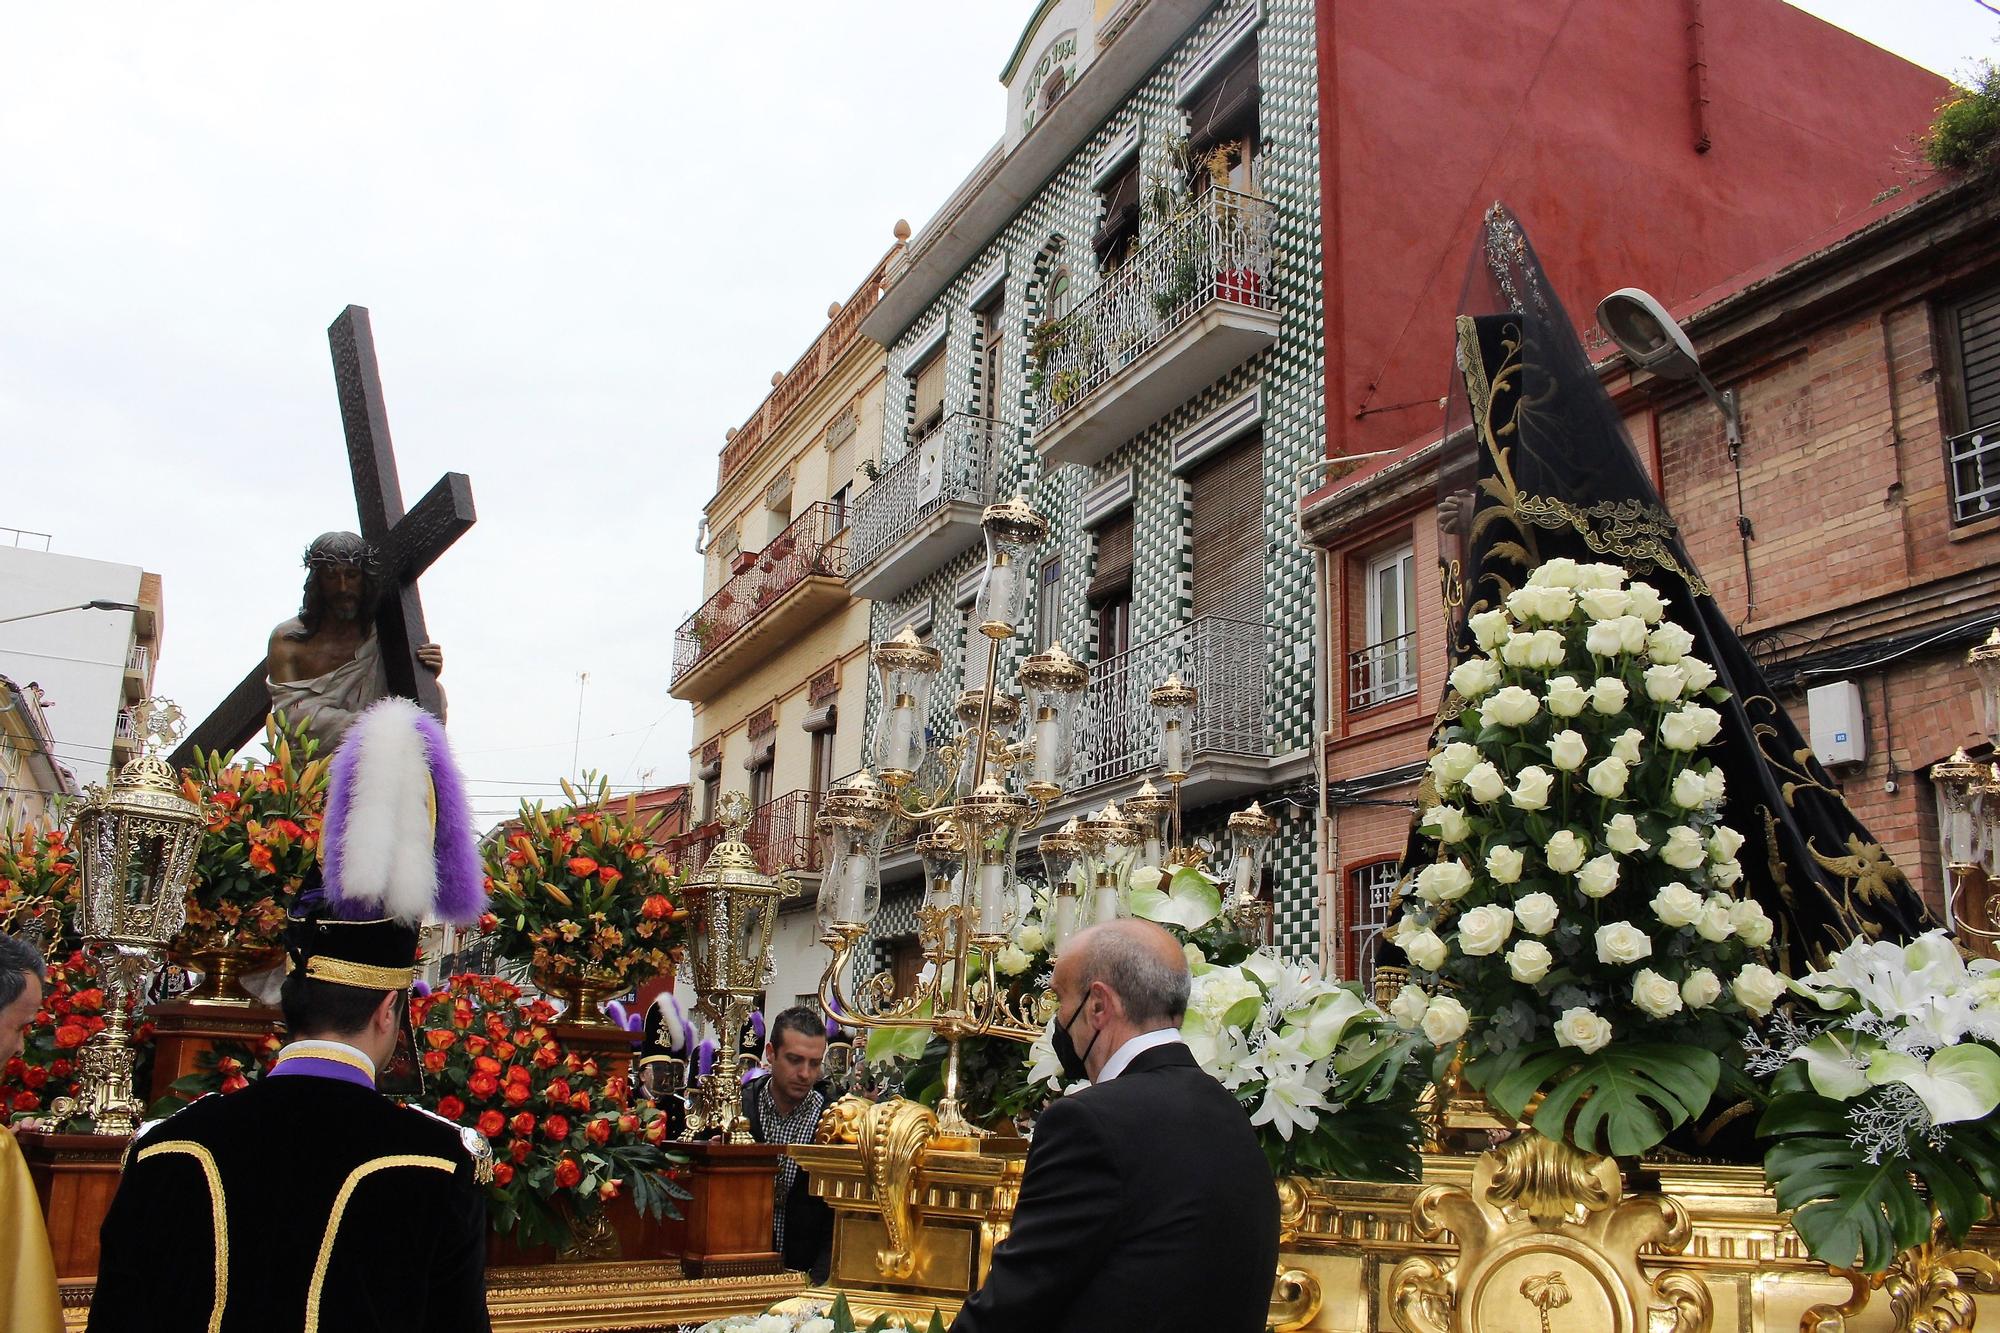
[2,2,1991,826]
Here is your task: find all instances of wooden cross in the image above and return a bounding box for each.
[172,306,476,766]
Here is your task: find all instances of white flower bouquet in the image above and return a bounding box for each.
[686,1296,944,1333]
[1397,558,1777,1157]
[1752,930,2000,1272]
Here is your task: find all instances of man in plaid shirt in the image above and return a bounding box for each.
[745,1006,832,1280]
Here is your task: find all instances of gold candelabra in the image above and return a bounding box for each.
[1932,629,2000,950]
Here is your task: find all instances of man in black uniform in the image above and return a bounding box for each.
[89,697,492,1332]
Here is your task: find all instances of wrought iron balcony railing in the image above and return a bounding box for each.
[1032,188,1276,433]
[1072,616,1272,792]
[126,644,151,674]
[847,413,1012,577]
[1347,631,1417,711]
[672,502,849,685]
[1949,420,2000,524]
[665,788,822,884]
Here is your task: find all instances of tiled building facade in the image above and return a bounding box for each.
[852,0,1326,968]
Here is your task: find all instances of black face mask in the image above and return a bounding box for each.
[1051,999,1101,1083]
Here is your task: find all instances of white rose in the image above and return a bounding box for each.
[1527,629,1568,670]
[1576,586,1630,620]
[1682,968,1723,1009]
[1671,768,1711,809]
[1545,830,1588,874]
[1681,657,1717,693]
[1456,904,1516,957]
[1510,766,1554,812]
[1595,920,1655,965]
[1694,894,1737,943]
[1015,924,1047,954]
[1554,1006,1614,1054]
[1575,562,1626,590]
[1615,615,1651,654]
[1661,825,1707,870]
[1659,710,1701,752]
[1389,983,1430,1030]
[995,944,1034,976]
[1585,619,1627,658]
[1604,812,1651,854]
[1643,663,1689,703]
[1684,705,1723,745]
[1430,741,1481,787]
[1486,844,1525,885]
[1508,584,1576,623]
[1730,899,1774,947]
[1484,685,1541,728]
[1507,939,1554,984]
[1651,882,1704,928]
[1450,656,1502,699]
[1626,581,1666,622]
[1404,929,1447,972]
[1415,860,1474,903]
[1545,676,1588,718]
[1576,853,1621,899]
[1548,729,1589,772]
[1500,633,1538,668]
[1733,963,1787,1016]
[1610,727,1644,764]
[1704,766,1727,803]
[1421,804,1472,844]
[1587,757,1630,798]
[1647,621,1696,665]
[1632,968,1685,1019]
[1468,609,1512,650]
[1463,761,1507,805]
[1513,892,1560,936]
[1527,557,1583,589]
[1420,995,1470,1046]
[1710,858,1743,888]
[1390,913,1426,949]
[1592,677,1630,715]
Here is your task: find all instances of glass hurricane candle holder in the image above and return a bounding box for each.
[1150,672,1198,783]
[1971,628,2000,740]
[1077,801,1141,927]
[953,688,1022,797]
[958,780,1030,941]
[1125,780,1174,869]
[973,496,1051,638]
[1038,819,1086,955]
[1019,642,1088,800]
[870,629,942,787]
[814,771,896,937]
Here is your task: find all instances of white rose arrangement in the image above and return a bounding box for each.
[1398,561,1774,1157]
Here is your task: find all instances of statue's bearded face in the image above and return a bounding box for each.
[318,563,366,621]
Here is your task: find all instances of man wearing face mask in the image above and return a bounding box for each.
[951,919,1278,1333]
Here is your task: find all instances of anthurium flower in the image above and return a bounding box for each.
[1789,1031,1876,1102]
[1866,1044,2000,1125]
[1129,864,1223,930]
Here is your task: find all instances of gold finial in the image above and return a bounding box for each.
[1149,672,1197,710]
[1229,801,1278,838]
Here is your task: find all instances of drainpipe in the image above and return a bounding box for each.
[1687,0,1713,154]
[1290,457,1340,975]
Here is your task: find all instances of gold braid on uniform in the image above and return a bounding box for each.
[137,1142,230,1333]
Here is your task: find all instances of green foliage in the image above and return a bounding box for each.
[1927,61,2000,173]
[1268,1027,1429,1182]
[1474,1040,1720,1158]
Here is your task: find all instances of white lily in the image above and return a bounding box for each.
[1249,1058,1333,1142]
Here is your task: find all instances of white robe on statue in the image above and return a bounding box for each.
[267,632,388,754]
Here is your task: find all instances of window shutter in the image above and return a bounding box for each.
[828,435,857,498]
[1189,435,1264,621]
[912,350,948,436]
[1091,164,1142,267]
[1958,287,2000,430]
[1186,48,1260,159]
[1089,511,1134,602]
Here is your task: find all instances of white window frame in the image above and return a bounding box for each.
[1353,545,1416,708]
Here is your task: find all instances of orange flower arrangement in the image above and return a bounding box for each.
[410,973,684,1247]
[0,950,154,1127]
[0,824,77,947]
[481,775,688,988]
[179,715,329,952]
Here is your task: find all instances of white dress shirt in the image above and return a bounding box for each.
[1093,1027,1184,1084]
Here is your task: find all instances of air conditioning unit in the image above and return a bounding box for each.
[1807,680,1867,768]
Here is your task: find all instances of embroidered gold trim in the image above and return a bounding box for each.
[305,1154,456,1333]
[273,1046,378,1080]
[303,956,416,989]
[138,1142,229,1333]
[1510,494,1711,596]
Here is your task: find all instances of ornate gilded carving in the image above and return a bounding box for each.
[1801,1270,1879,1333]
[857,1099,940,1281]
[815,1094,870,1145]
[1882,1218,2000,1333]
[1269,1177,1326,1332]
[1389,1134,1711,1333]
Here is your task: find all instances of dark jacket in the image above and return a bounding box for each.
[745,1083,834,1279]
[89,1074,490,1333]
[951,1042,1279,1333]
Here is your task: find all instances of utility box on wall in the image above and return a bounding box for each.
[1807,680,1867,768]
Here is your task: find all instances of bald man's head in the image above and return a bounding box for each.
[1061,919,1190,1028]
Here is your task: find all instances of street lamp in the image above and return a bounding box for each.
[0,599,141,627]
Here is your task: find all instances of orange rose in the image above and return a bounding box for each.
[426,1030,457,1051]
[585,1118,612,1146]
[542,1114,571,1141]
[477,1110,506,1138]
[553,1158,582,1189]
[422,1051,448,1074]
[467,1073,498,1100]
[641,895,671,921]
[566,857,598,878]
[492,1162,515,1187]
[436,1095,466,1121]
[598,1179,620,1201]
[510,1112,536,1137]
[597,866,622,886]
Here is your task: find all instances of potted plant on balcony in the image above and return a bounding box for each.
[730,548,758,577]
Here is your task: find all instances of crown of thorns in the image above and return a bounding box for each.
[302,531,381,573]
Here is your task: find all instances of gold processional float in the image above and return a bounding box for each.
[734,504,2000,1333]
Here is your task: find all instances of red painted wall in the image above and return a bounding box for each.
[1317,0,1947,463]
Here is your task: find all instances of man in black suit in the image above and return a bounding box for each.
[952,919,1279,1333]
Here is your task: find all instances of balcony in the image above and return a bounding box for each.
[1034,189,1278,469]
[847,414,1013,601]
[1950,421,2000,524]
[112,708,138,763]
[123,644,150,702]
[1071,616,1273,794]
[1347,632,1417,711]
[671,503,849,703]
[664,789,821,898]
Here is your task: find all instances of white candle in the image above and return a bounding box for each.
[1092,876,1122,925]
[1033,710,1059,783]
[1233,856,1256,903]
[1163,724,1185,775]
[978,859,1008,933]
[981,562,1017,628]
[1141,834,1162,867]
[837,853,871,922]
[1049,893,1077,952]
[887,701,916,771]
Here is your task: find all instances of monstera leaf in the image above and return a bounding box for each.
[1759,1090,1931,1273]
[1479,1040,1719,1158]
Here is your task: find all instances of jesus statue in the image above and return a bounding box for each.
[265,531,444,753]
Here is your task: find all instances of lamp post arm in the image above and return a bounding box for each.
[1692,370,1742,458]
